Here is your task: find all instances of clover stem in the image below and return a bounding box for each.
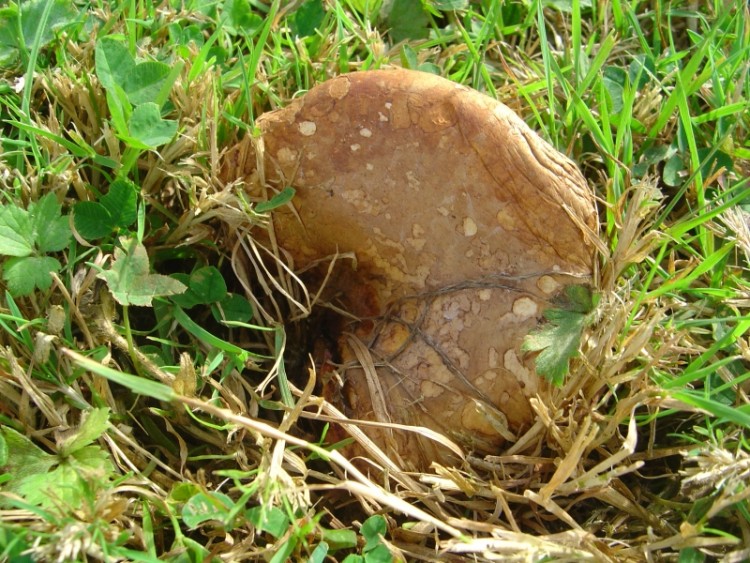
[122,304,143,377]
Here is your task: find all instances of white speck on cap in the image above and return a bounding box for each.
[298,121,317,136]
[463,217,478,237]
[512,297,538,318]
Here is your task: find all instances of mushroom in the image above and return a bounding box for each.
[232,69,597,470]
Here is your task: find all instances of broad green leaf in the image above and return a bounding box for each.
[255,186,296,213]
[169,482,201,502]
[522,285,595,386]
[16,465,71,506]
[58,408,110,457]
[74,201,114,240]
[348,0,382,17]
[4,255,61,296]
[564,284,596,314]
[697,147,734,179]
[633,145,677,179]
[95,36,135,92]
[30,193,70,253]
[663,154,685,187]
[0,425,92,510]
[602,66,626,106]
[70,444,115,476]
[0,5,19,61]
[123,61,172,105]
[0,205,33,256]
[0,427,56,488]
[222,0,264,35]
[363,544,392,563]
[290,0,326,37]
[101,179,138,229]
[430,0,468,10]
[187,266,226,303]
[97,236,187,306]
[361,514,387,551]
[22,0,77,48]
[522,308,587,387]
[628,55,656,90]
[171,266,227,309]
[0,0,77,64]
[74,180,138,240]
[246,506,290,538]
[677,547,706,563]
[128,103,178,148]
[309,543,329,563]
[169,22,205,48]
[182,491,234,528]
[543,0,593,11]
[212,293,253,324]
[386,0,429,42]
[16,445,111,508]
[321,528,357,550]
[17,440,114,508]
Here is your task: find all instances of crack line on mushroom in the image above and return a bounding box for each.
[414,326,502,411]
[457,112,577,267]
[455,111,550,255]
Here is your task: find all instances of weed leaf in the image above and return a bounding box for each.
[58,408,110,457]
[431,0,469,10]
[95,37,135,91]
[74,201,114,239]
[4,255,61,296]
[358,514,393,562]
[17,443,114,508]
[182,491,234,528]
[0,427,56,485]
[246,506,290,538]
[290,0,326,37]
[0,0,77,65]
[309,543,329,563]
[123,61,172,105]
[31,193,70,253]
[320,529,357,550]
[171,266,227,309]
[74,180,138,240]
[386,0,429,42]
[0,205,34,256]
[212,292,254,324]
[101,179,138,228]
[522,285,595,386]
[98,237,187,306]
[222,0,264,35]
[128,102,178,148]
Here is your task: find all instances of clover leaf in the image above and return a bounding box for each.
[97,236,187,306]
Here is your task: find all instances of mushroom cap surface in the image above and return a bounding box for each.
[241,69,597,469]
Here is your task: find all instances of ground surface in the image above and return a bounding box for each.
[0,0,749,561]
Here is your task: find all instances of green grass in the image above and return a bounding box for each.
[1,0,749,560]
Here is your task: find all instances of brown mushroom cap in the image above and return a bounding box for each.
[238,69,597,469]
